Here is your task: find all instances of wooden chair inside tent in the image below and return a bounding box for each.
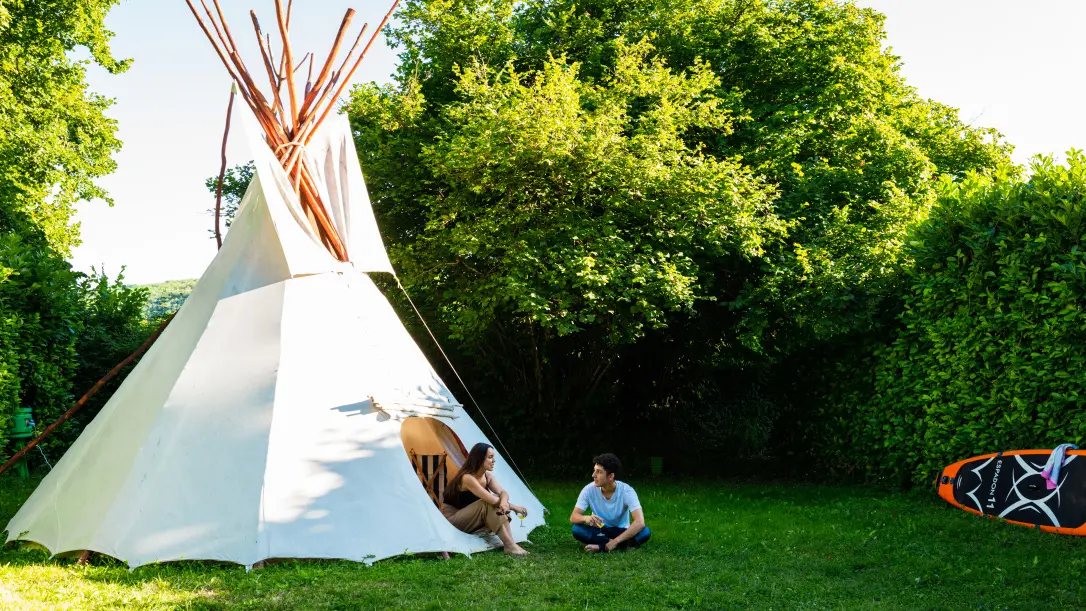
[408,450,447,509]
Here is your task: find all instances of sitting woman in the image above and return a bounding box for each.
[441,442,530,556]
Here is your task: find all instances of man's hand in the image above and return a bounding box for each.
[584,514,604,528]
[604,539,618,552]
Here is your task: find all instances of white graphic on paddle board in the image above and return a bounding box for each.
[998,455,1073,527]
[963,455,995,513]
[958,454,1072,527]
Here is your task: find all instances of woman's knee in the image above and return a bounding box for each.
[483,509,509,531]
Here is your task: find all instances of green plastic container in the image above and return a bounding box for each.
[650,456,663,476]
[9,407,34,479]
[11,407,34,438]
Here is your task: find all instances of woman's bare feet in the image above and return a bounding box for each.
[504,544,530,556]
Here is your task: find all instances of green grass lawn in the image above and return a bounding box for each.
[2,473,1084,610]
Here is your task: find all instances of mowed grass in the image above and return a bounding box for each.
[2,473,1085,610]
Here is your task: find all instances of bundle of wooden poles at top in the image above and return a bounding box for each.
[184,0,400,262]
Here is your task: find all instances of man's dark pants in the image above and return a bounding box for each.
[571,523,651,549]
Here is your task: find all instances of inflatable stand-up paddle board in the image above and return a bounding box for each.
[937,449,1086,535]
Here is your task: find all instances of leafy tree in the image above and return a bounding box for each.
[205,162,254,236]
[345,0,1012,465]
[0,1,151,463]
[511,0,1013,350]
[139,278,197,320]
[383,44,783,341]
[0,0,129,253]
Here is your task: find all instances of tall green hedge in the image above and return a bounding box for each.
[816,154,1086,485]
[0,236,83,458]
[0,236,150,465]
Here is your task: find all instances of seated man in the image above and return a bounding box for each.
[569,453,651,552]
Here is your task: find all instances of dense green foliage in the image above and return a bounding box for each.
[814,154,1086,485]
[204,162,254,238]
[346,0,1011,466]
[0,1,150,462]
[0,0,128,253]
[198,1,1084,488]
[390,43,786,342]
[0,238,84,455]
[139,278,197,320]
[508,0,1011,348]
[58,271,156,452]
[0,242,150,460]
[4,474,1086,609]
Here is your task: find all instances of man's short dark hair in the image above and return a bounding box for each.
[593,453,621,477]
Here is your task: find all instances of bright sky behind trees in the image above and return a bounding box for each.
[69,0,1086,284]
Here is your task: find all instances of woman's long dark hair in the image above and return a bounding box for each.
[444,442,493,506]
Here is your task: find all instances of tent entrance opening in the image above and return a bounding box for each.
[401,417,467,509]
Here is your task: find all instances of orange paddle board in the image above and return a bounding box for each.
[937,449,1086,535]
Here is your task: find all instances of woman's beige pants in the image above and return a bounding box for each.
[441,499,510,534]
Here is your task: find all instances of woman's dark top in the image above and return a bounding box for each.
[449,473,490,509]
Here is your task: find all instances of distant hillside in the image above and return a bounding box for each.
[137,279,197,320]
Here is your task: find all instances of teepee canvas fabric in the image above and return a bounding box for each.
[4,115,544,568]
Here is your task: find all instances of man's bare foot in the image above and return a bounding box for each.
[583,544,604,553]
[504,545,529,556]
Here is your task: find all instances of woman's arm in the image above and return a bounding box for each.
[461,474,502,506]
[486,473,511,512]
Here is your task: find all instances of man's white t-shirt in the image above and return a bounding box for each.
[575,481,642,528]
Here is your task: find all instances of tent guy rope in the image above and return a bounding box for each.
[393,276,545,509]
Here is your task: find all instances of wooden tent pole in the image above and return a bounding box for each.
[214,85,236,250]
[0,313,176,478]
[185,0,400,264]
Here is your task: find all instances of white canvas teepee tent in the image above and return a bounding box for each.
[3,113,546,568]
